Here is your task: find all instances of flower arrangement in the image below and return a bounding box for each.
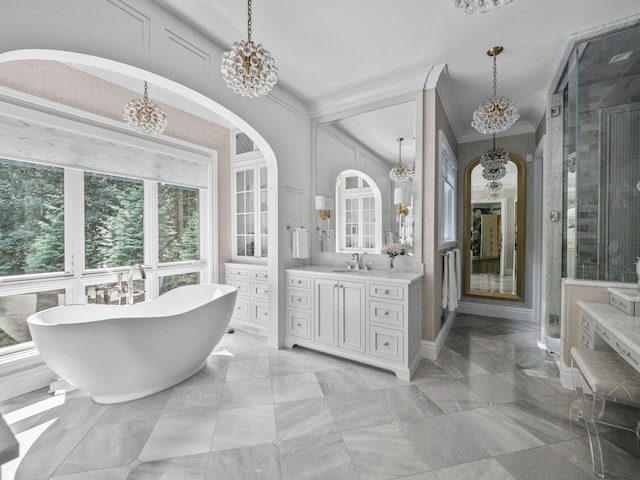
[381,243,408,268]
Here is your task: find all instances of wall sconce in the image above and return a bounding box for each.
[394,187,409,217]
[315,195,331,220]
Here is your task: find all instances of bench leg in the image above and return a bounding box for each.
[571,359,606,478]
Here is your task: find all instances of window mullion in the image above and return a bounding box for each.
[66,168,85,304]
[145,180,158,299]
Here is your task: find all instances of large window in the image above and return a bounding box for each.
[0,159,64,277]
[439,132,458,246]
[159,184,200,263]
[0,157,210,353]
[85,173,144,270]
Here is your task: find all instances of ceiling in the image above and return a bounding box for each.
[153,0,640,146]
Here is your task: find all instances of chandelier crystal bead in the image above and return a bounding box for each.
[221,0,278,97]
[454,0,514,14]
[389,137,415,182]
[123,81,167,135]
[480,135,510,180]
[472,46,519,135]
[485,180,503,199]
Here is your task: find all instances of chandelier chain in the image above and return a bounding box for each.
[247,0,252,42]
[492,53,498,98]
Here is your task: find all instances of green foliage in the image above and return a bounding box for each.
[84,173,144,269]
[0,160,63,276]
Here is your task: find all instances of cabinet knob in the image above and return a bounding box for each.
[383,311,389,316]
[297,322,301,326]
[297,297,302,301]
[297,280,302,284]
[385,290,390,294]
[383,342,389,346]
[264,312,268,316]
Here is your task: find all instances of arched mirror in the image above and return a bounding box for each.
[333,169,383,253]
[463,154,526,301]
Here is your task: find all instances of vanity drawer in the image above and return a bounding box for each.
[252,283,269,300]
[368,283,405,301]
[581,330,594,349]
[227,278,251,296]
[613,338,640,369]
[288,274,312,289]
[287,288,312,310]
[369,301,404,327]
[369,325,404,363]
[226,266,251,280]
[253,269,269,281]
[252,300,269,325]
[231,297,250,321]
[286,308,311,339]
[580,311,594,336]
[609,293,638,316]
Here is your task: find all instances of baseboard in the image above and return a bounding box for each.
[0,364,56,402]
[458,301,535,322]
[421,309,457,360]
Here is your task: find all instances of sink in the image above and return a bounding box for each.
[331,268,367,274]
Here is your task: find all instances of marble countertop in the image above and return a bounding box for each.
[578,301,640,359]
[285,265,423,284]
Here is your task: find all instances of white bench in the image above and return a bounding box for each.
[570,347,640,478]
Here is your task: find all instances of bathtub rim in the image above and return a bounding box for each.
[27,283,237,326]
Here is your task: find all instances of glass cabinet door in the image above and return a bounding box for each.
[233,163,268,260]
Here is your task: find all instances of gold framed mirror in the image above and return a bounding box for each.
[463,154,526,301]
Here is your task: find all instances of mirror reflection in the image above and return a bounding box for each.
[313,101,416,254]
[463,154,526,300]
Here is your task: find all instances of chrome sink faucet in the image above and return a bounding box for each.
[351,252,369,270]
[125,264,147,305]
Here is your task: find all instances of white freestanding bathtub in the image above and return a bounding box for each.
[27,284,237,404]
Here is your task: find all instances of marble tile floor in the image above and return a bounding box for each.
[2,313,640,480]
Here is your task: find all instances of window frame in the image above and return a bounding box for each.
[439,130,458,249]
[0,103,218,358]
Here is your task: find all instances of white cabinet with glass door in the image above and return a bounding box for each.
[232,160,268,261]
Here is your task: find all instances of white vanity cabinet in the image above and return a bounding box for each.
[315,278,366,353]
[225,263,268,335]
[285,267,423,380]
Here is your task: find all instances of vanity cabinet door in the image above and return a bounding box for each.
[315,278,339,346]
[338,281,366,353]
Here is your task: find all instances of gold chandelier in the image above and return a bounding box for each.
[122,81,167,135]
[389,137,415,182]
[221,0,278,97]
[472,46,519,135]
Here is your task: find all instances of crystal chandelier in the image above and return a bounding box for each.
[480,135,510,181]
[123,81,167,135]
[454,0,514,14]
[485,180,503,199]
[221,0,278,98]
[389,137,415,182]
[472,46,519,135]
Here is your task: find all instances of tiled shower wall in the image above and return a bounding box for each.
[570,26,640,282]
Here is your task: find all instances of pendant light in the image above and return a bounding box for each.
[472,46,519,134]
[389,137,415,182]
[122,81,167,135]
[220,0,278,97]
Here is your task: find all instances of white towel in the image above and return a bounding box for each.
[447,251,458,310]
[292,228,309,259]
[454,248,461,300]
[442,254,449,309]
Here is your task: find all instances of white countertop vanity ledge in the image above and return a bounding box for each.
[285,265,423,283]
[577,301,640,359]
